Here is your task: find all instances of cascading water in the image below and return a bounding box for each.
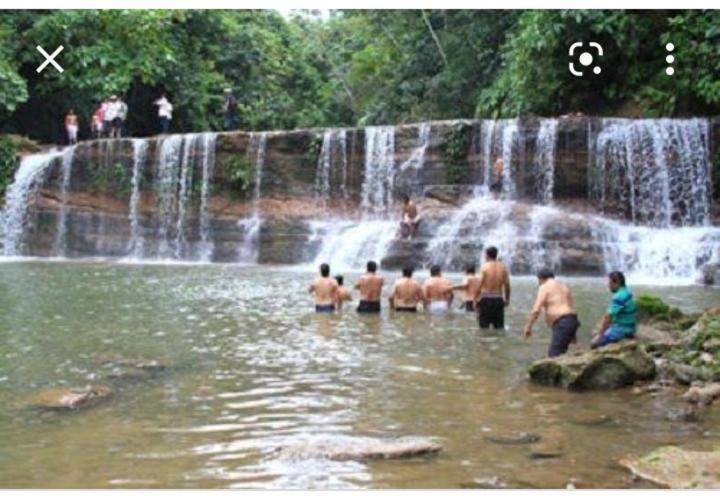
[1,150,61,256]
[174,134,200,259]
[126,139,149,258]
[592,118,711,227]
[237,132,267,263]
[532,119,557,204]
[53,146,76,256]
[399,123,431,171]
[361,126,396,217]
[315,129,349,207]
[477,119,519,197]
[154,135,184,258]
[198,132,217,261]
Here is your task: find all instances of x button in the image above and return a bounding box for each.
[36,45,64,74]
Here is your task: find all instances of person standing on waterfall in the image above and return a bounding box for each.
[591,271,637,348]
[64,109,79,145]
[388,266,424,312]
[334,275,353,310]
[223,88,238,131]
[355,261,384,313]
[154,92,173,134]
[309,263,339,313]
[523,269,580,357]
[400,195,420,240]
[453,263,482,312]
[490,157,504,196]
[474,246,511,329]
[422,265,454,314]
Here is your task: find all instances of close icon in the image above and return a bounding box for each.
[665,43,675,76]
[569,42,603,77]
[35,45,64,74]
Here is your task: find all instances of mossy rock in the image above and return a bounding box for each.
[620,446,720,488]
[528,341,656,391]
[636,294,671,320]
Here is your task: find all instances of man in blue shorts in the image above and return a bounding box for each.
[591,271,637,348]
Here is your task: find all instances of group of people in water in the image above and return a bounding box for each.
[309,246,637,359]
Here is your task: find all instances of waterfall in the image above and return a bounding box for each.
[53,146,76,256]
[237,132,267,262]
[314,129,348,207]
[154,135,183,258]
[592,118,711,227]
[311,219,397,271]
[361,126,396,216]
[198,132,217,261]
[1,150,61,256]
[126,139,149,258]
[174,134,200,258]
[478,119,519,197]
[399,123,431,171]
[532,119,557,204]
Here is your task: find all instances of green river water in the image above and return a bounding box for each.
[1,260,719,488]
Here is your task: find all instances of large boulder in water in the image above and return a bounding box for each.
[276,435,442,461]
[528,341,656,390]
[620,446,720,488]
[22,385,113,411]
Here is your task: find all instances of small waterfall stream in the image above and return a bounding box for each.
[53,146,76,256]
[126,139,149,258]
[237,132,267,263]
[361,126,396,217]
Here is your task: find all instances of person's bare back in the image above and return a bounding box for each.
[356,273,384,302]
[309,277,338,306]
[390,277,423,309]
[459,275,482,302]
[423,276,453,302]
[477,261,510,300]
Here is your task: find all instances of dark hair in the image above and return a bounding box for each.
[367,261,377,273]
[402,194,410,203]
[319,263,330,277]
[608,271,626,286]
[465,263,476,274]
[402,266,414,278]
[537,268,555,281]
[485,246,498,260]
[335,275,344,286]
[430,264,441,277]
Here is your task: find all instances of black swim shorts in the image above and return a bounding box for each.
[477,297,504,329]
[357,300,381,313]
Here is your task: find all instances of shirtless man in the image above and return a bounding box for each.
[453,263,482,312]
[388,266,424,312]
[474,246,511,329]
[355,260,384,313]
[523,269,580,357]
[308,263,339,313]
[422,265,454,314]
[334,275,353,310]
[400,195,420,240]
[490,157,504,195]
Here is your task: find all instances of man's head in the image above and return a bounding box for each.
[68,108,75,114]
[608,271,626,292]
[111,95,118,101]
[430,264,442,277]
[366,261,377,273]
[335,275,344,286]
[402,194,410,205]
[402,266,414,278]
[485,246,498,260]
[465,263,476,275]
[536,268,555,284]
[319,263,330,278]
[224,87,232,94]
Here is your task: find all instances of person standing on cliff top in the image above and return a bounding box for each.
[64,109,78,145]
[154,92,173,134]
[309,263,339,313]
[223,88,238,131]
[473,246,511,329]
[591,271,637,348]
[355,261,384,313]
[400,195,420,240]
[523,269,581,357]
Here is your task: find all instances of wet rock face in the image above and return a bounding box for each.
[22,385,113,411]
[275,436,442,461]
[528,341,656,391]
[620,446,720,488]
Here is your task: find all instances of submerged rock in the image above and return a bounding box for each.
[682,383,720,406]
[528,341,656,391]
[461,476,508,489]
[22,385,113,411]
[276,436,442,461]
[484,431,541,445]
[620,446,720,488]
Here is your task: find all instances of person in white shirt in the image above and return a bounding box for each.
[153,93,173,134]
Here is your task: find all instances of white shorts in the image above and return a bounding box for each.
[428,301,449,314]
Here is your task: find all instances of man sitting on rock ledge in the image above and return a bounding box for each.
[591,271,637,349]
[523,269,580,357]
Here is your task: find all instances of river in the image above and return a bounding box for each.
[0,260,719,488]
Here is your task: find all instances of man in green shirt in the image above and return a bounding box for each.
[591,271,637,349]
